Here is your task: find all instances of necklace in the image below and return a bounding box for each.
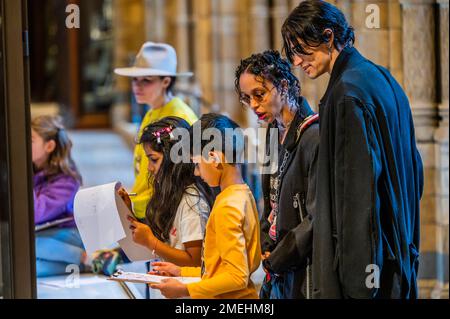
[280,117,294,144]
[284,119,293,129]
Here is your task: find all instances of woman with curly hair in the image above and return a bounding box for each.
[235,50,320,299]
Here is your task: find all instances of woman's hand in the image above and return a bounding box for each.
[149,261,181,277]
[118,187,132,212]
[127,216,155,250]
[150,278,189,299]
[262,251,271,274]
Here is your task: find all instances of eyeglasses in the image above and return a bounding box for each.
[239,86,276,108]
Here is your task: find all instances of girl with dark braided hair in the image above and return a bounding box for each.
[235,50,320,299]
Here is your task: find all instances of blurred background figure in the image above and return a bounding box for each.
[32,115,87,277]
[114,41,198,220]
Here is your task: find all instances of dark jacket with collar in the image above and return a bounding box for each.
[313,46,424,299]
[261,97,319,299]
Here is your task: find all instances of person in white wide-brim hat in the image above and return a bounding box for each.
[114,42,198,220]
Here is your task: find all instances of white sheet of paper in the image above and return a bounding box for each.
[114,191,155,261]
[74,182,126,255]
[74,181,155,261]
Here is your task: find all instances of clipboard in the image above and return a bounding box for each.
[107,270,200,285]
[35,216,75,232]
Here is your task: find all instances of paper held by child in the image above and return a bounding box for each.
[108,270,201,285]
[73,181,155,261]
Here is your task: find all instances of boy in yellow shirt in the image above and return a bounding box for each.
[150,113,262,299]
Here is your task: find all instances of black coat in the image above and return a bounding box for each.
[261,98,320,299]
[313,47,424,299]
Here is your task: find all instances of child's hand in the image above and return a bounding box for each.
[149,261,181,277]
[118,187,133,212]
[150,278,189,299]
[127,217,155,249]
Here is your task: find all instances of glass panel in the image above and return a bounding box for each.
[0,1,5,299]
[0,0,35,299]
[80,0,114,115]
[0,0,10,299]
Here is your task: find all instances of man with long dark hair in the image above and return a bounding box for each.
[282,0,423,298]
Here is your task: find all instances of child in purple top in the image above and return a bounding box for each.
[33,169,79,226]
[32,115,87,277]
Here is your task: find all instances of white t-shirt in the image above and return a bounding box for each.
[150,185,210,299]
[168,185,210,249]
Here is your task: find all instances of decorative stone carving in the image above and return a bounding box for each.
[433,0,449,300]
[400,0,437,118]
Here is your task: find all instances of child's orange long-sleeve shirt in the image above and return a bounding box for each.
[181,184,262,299]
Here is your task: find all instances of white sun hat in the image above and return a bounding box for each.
[114,42,193,77]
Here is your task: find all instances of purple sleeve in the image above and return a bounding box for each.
[34,175,80,225]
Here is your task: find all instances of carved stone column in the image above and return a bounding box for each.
[352,0,390,67]
[272,0,289,51]
[165,0,196,110]
[191,0,215,115]
[400,0,440,298]
[248,0,270,54]
[212,0,247,125]
[165,0,190,74]
[336,0,353,21]
[432,0,449,299]
[388,0,404,85]
[112,0,146,124]
[144,0,166,42]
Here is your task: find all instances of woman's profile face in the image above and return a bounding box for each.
[238,72,283,124]
[132,76,169,106]
[143,144,164,177]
